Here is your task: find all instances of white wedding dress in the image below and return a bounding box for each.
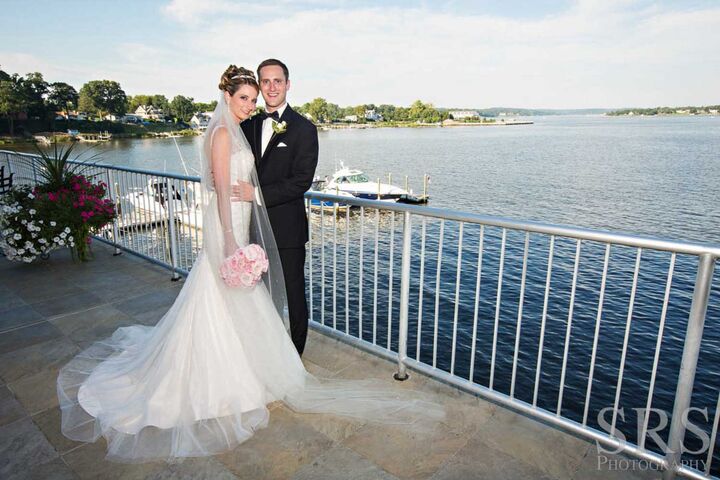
[57,97,442,463]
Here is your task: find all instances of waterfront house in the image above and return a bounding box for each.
[135,105,165,121]
[365,109,383,121]
[343,114,359,122]
[450,110,480,120]
[190,111,213,130]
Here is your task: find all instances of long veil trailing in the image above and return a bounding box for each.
[57,94,444,464]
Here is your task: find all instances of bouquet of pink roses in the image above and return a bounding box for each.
[219,244,269,288]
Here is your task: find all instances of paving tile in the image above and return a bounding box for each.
[113,289,177,318]
[474,405,591,480]
[8,368,60,415]
[33,407,85,455]
[145,456,239,479]
[572,448,662,479]
[0,321,64,355]
[341,383,493,480]
[62,441,166,479]
[0,386,26,427]
[0,304,44,333]
[217,405,333,480]
[0,288,27,314]
[24,458,79,480]
[429,432,558,480]
[32,292,104,319]
[0,417,58,479]
[0,337,79,383]
[49,305,135,348]
[302,334,377,376]
[292,445,399,480]
[10,280,87,306]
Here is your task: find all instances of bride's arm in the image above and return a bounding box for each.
[211,127,239,257]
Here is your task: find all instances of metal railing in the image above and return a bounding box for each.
[3,149,720,479]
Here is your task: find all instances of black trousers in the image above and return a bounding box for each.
[278,247,308,356]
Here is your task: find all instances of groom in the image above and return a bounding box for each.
[240,59,318,356]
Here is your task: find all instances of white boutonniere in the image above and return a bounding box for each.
[272,120,287,134]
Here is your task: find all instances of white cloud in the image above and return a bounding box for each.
[4,1,719,108]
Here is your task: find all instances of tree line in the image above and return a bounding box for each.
[607,105,720,116]
[0,67,218,136]
[294,97,449,123]
[1,66,451,136]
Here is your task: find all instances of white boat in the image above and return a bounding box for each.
[118,180,203,231]
[318,165,409,203]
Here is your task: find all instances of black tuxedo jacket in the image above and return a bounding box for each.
[241,105,318,248]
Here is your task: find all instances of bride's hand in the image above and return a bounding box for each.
[231,180,254,202]
[224,234,240,258]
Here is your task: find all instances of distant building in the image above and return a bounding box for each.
[709,109,718,115]
[675,109,689,114]
[135,105,165,120]
[365,109,383,122]
[190,112,213,130]
[122,114,143,124]
[450,110,480,120]
[343,114,358,122]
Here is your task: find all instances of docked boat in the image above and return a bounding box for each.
[312,165,429,204]
[118,179,202,231]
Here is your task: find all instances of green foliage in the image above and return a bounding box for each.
[32,140,100,191]
[169,95,194,121]
[47,82,79,117]
[78,80,127,119]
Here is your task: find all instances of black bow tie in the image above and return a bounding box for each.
[264,111,280,121]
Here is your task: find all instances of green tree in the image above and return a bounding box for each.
[304,97,331,123]
[46,82,79,118]
[192,101,217,113]
[21,72,49,119]
[170,95,194,122]
[128,94,152,113]
[150,94,169,113]
[78,80,127,119]
[0,73,26,136]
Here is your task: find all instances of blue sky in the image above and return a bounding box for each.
[1,0,718,108]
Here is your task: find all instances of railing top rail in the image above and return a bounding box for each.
[5,149,719,258]
[306,191,720,258]
[0,149,201,182]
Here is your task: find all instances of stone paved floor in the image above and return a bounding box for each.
[0,243,660,479]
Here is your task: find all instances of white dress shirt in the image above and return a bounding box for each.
[261,102,288,157]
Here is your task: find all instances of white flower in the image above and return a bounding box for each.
[24,241,32,249]
[21,219,27,225]
[68,236,73,242]
[23,257,33,263]
[38,238,47,244]
[13,233,21,240]
[39,220,44,224]
[50,221,56,227]
[60,232,67,239]
[17,248,25,255]
[64,227,71,233]
[58,240,65,246]
[31,233,37,238]
[53,237,60,242]
[272,120,288,134]
[29,209,36,215]
[27,193,35,199]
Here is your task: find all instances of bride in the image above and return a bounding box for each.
[57,65,442,463]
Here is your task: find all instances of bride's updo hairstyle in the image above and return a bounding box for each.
[219,65,258,95]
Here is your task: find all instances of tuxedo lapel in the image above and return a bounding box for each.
[253,117,263,168]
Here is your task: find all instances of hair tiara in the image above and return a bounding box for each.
[231,74,256,81]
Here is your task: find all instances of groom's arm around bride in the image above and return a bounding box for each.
[240,58,318,356]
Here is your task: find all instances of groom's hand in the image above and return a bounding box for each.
[231,180,255,202]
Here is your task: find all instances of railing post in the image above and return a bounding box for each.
[31,156,39,185]
[165,179,181,281]
[662,253,716,479]
[106,170,122,256]
[394,211,412,381]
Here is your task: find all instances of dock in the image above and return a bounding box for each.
[0,243,652,479]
